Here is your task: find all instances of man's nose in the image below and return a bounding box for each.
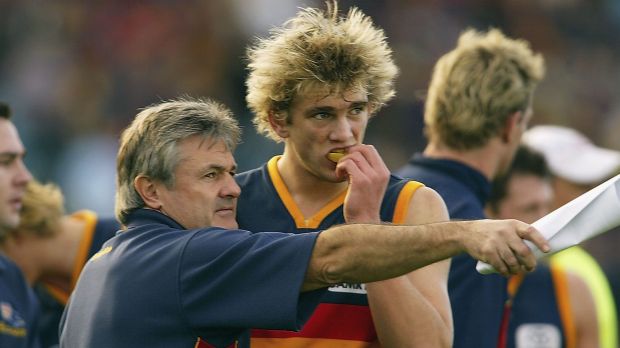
[14,159,32,186]
[328,116,354,142]
[222,174,241,198]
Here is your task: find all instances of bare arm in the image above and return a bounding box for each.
[366,187,453,348]
[302,218,549,291]
[567,271,599,348]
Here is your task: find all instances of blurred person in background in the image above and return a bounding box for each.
[0,101,39,347]
[395,28,545,347]
[523,125,620,348]
[0,179,119,348]
[240,2,453,346]
[487,145,600,348]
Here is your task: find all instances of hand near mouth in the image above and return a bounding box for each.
[334,144,390,224]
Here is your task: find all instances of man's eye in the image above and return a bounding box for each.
[313,112,331,120]
[350,107,364,115]
[204,172,217,179]
[0,157,14,167]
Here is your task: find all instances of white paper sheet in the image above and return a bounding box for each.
[476,174,620,274]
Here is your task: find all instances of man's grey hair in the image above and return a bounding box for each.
[115,98,241,224]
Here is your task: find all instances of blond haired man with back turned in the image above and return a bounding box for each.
[396,29,545,348]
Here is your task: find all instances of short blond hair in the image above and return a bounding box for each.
[115,98,241,224]
[2,180,65,242]
[246,1,398,141]
[425,28,545,150]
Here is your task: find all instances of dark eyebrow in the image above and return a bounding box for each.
[350,101,368,108]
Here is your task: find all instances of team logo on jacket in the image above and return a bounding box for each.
[0,301,26,337]
[515,323,561,348]
[328,283,367,294]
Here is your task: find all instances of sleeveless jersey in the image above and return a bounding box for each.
[508,264,573,348]
[236,156,423,347]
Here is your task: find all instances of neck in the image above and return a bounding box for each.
[276,152,348,216]
[1,237,44,285]
[424,139,507,180]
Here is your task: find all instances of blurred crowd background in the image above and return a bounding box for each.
[1,0,620,324]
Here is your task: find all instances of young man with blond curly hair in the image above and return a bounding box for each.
[237,3,543,347]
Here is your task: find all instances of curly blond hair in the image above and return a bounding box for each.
[1,180,65,242]
[246,1,398,141]
[425,28,545,150]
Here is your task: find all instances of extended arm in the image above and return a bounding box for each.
[303,218,549,291]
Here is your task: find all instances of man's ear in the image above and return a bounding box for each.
[268,110,290,138]
[501,111,521,144]
[134,175,162,209]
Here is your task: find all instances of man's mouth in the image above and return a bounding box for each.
[327,148,346,163]
[9,197,23,211]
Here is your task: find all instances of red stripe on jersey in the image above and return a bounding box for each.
[195,338,237,348]
[251,303,376,341]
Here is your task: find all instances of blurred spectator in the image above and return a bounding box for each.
[0,101,39,348]
[0,179,119,348]
[523,125,620,347]
[487,145,601,348]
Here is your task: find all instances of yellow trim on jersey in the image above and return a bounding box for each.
[267,156,347,229]
[550,246,617,348]
[70,210,98,289]
[392,181,424,224]
[0,322,26,337]
[90,246,112,261]
[42,283,70,305]
[39,210,98,305]
[551,264,577,348]
[507,273,525,298]
[251,337,372,348]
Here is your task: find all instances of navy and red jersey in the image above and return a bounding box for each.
[36,210,119,348]
[0,254,40,348]
[236,156,423,347]
[396,154,508,348]
[59,208,324,348]
[507,264,570,348]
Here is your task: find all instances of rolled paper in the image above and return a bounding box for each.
[477,174,620,274]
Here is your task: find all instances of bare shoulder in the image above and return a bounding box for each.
[564,270,595,306]
[562,269,599,346]
[406,185,449,224]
